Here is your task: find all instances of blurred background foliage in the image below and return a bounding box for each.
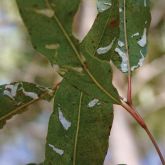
[0,0,164,165]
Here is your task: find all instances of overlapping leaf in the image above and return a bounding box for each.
[16,0,120,104]
[0,82,52,128]
[115,0,151,72]
[44,80,113,165]
[82,0,151,73]
[81,0,119,62]
[16,0,120,164]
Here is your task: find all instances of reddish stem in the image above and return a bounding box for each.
[121,102,165,165]
[145,127,165,165]
[127,75,132,105]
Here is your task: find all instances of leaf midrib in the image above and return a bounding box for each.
[46,2,120,105]
[73,92,83,165]
[123,0,131,73]
[0,89,54,123]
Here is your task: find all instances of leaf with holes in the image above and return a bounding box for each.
[16,0,81,66]
[115,0,151,73]
[82,0,151,73]
[16,0,120,104]
[80,0,120,62]
[0,82,53,128]
[44,80,113,165]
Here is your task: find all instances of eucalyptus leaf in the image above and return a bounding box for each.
[81,0,120,63]
[114,0,151,73]
[16,0,121,164]
[63,54,119,104]
[0,82,53,128]
[16,0,120,104]
[45,80,113,165]
[16,0,81,66]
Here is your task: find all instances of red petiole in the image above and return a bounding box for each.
[121,77,165,165]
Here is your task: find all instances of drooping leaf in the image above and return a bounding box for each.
[16,1,121,164]
[44,80,113,165]
[0,82,53,128]
[16,0,120,104]
[81,0,151,73]
[114,0,151,72]
[16,0,81,66]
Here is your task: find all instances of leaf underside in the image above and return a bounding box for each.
[0,82,52,128]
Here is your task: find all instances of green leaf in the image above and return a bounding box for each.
[114,0,151,72]
[63,54,119,104]
[45,80,113,165]
[16,0,81,66]
[16,1,121,163]
[0,82,53,128]
[16,0,120,104]
[81,0,120,62]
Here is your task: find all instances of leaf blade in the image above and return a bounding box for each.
[44,80,113,165]
[0,82,53,128]
[81,0,120,62]
[16,0,120,104]
[115,0,151,72]
[16,0,81,66]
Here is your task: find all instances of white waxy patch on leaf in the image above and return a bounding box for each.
[131,50,145,71]
[97,0,112,13]
[115,48,128,72]
[22,89,38,99]
[144,0,147,7]
[119,7,122,13]
[118,40,124,47]
[137,28,147,47]
[58,108,71,130]
[45,43,60,50]
[123,97,127,102]
[34,9,54,18]
[48,144,64,156]
[3,83,19,99]
[138,50,145,67]
[3,90,14,100]
[131,32,140,38]
[87,99,100,108]
[97,38,116,55]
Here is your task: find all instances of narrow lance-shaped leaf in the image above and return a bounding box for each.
[16,0,81,66]
[0,82,53,128]
[82,0,151,73]
[114,0,151,72]
[80,0,120,62]
[45,80,113,165]
[16,0,120,104]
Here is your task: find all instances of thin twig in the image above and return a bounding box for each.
[121,101,165,165]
